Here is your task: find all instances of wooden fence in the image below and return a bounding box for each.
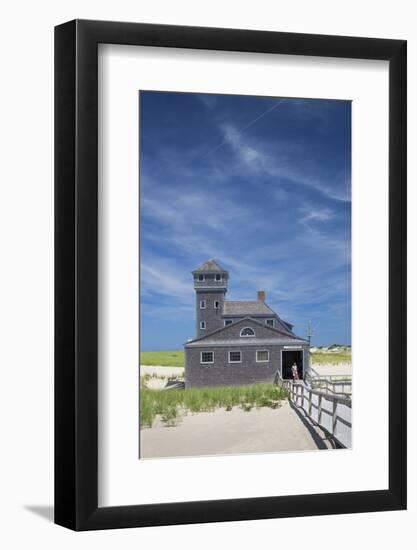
[304,370,352,397]
[276,373,352,449]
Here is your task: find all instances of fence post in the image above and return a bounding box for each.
[308,389,312,416]
[318,394,322,424]
[332,399,337,436]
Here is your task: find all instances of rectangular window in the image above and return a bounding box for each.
[228,351,242,363]
[198,274,205,282]
[266,319,274,327]
[200,300,206,309]
[224,320,232,326]
[256,350,269,362]
[201,351,213,363]
[215,274,222,281]
[214,300,219,309]
[200,321,206,330]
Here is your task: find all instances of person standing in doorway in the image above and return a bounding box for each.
[291,362,299,381]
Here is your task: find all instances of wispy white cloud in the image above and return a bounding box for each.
[221,123,267,171]
[299,206,335,223]
[218,123,351,203]
[197,94,218,109]
[141,261,191,302]
[141,181,249,237]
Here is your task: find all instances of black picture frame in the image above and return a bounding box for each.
[55,19,407,531]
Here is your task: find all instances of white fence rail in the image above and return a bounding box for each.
[305,370,352,397]
[276,374,352,449]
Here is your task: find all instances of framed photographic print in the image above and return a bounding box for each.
[55,20,406,530]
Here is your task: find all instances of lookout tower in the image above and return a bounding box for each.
[192,259,229,337]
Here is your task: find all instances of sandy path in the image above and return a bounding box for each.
[140,365,184,378]
[140,400,334,459]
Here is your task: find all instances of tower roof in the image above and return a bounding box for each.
[192,258,228,274]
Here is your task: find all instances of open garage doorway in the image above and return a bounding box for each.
[282,350,303,380]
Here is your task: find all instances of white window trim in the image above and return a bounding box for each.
[214,300,219,309]
[228,350,242,363]
[240,327,256,337]
[200,321,206,330]
[200,300,206,309]
[224,319,233,326]
[266,319,275,327]
[197,274,205,282]
[215,274,222,281]
[256,350,270,362]
[200,351,214,364]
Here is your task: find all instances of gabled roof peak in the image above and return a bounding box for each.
[184,315,307,346]
[192,258,228,274]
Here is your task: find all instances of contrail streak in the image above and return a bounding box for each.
[198,98,286,160]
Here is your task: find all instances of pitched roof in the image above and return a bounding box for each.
[185,316,307,347]
[223,300,294,334]
[223,300,275,316]
[192,258,228,274]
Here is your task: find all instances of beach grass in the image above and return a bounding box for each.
[311,350,351,365]
[140,383,288,428]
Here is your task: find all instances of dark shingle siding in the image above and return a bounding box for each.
[185,344,310,387]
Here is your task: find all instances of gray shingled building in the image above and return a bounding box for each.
[184,259,310,387]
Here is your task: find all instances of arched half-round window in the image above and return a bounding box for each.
[240,327,255,337]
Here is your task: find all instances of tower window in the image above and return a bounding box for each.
[224,320,232,326]
[266,319,274,327]
[200,321,206,330]
[200,300,206,309]
[201,351,214,364]
[240,327,255,337]
[214,300,219,309]
[215,274,222,281]
[198,274,205,282]
[228,351,242,363]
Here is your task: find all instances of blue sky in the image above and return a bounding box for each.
[139,91,351,350]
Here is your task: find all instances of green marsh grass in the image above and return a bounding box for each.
[140,350,184,368]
